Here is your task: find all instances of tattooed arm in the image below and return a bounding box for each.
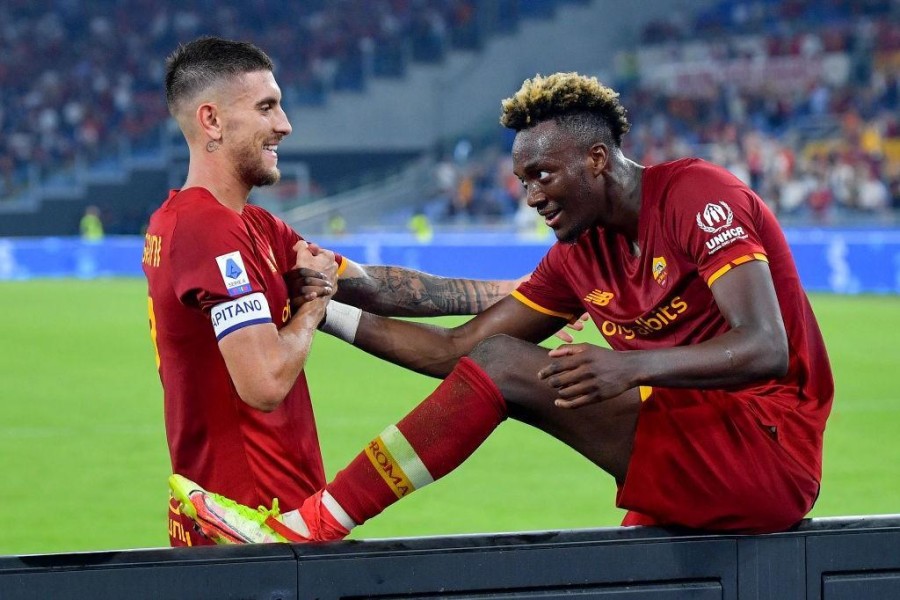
[333,258,520,317]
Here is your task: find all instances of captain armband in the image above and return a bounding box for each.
[210,292,272,341]
[319,301,362,343]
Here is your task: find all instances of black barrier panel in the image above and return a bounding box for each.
[0,544,298,600]
[804,516,900,600]
[736,535,806,599]
[293,526,738,599]
[822,574,900,600]
[2,516,900,599]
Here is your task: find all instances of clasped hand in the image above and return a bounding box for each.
[285,241,338,311]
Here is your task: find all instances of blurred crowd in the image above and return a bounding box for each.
[0,0,578,200]
[2,0,898,229]
[429,0,900,228]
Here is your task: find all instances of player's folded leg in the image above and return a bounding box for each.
[323,356,507,529]
[168,474,309,544]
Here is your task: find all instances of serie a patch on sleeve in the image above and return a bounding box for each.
[210,292,272,340]
[215,251,253,297]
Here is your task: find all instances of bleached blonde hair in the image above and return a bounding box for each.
[500,72,630,147]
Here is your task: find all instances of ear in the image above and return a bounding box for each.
[196,103,222,141]
[588,143,609,176]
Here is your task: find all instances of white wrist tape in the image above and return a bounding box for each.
[320,301,362,343]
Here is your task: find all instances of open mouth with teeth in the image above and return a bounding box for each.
[540,208,561,227]
[263,144,278,158]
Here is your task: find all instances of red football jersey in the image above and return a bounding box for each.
[143,188,342,524]
[514,158,833,478]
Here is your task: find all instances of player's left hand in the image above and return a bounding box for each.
[537,343,633,409]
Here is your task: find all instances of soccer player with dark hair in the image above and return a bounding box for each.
[172,72,833,542]
[146,36,531,546]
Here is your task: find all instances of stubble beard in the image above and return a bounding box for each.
[233,143,281,188]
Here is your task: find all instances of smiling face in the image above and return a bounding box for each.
[220,70,292,188]
[512,119,608,243]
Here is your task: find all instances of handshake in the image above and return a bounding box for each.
[283,240,362,343]
[283,240,338,312]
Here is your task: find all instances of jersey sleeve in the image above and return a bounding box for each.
[169,208,271,314]
[511,243,581,320]
[664,162,768,287]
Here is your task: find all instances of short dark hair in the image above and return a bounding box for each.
[500,72,631,148]
[165,36,274,114]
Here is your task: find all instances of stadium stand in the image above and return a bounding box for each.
[9,0,898,236]
[0,1,897,228]
[0,0,598,235]
[420,0,900,230]
[620,0,900,222]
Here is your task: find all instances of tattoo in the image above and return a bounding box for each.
[335,266,509,317]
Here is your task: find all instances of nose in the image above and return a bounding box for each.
[277,108,292,137]
[525,185,545,208]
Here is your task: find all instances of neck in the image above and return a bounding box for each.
[606,156,645,241]
[184,147,251,212]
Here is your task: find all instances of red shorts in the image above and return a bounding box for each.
[617,388,821,534]
[168,496,212,547]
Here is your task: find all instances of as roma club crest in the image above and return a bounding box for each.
[652,256,669,287]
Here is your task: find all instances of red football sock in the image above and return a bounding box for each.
[323,357,507,530]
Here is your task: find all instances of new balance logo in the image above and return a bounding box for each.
[584,290,614,307]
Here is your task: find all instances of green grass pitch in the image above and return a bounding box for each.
[0,278,897,555]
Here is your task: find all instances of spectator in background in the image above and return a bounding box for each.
[327,211,347,236]
[430,152,459,212]
[856,164,891,216]
[79,205,104,241]
[447,167,476,220]
[807,174,835,223]
[76,203,104,278]
[408,207,434,242]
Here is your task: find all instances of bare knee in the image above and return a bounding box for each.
[469,335,639,481]
[468,335,548,397]
[468,335,517,377]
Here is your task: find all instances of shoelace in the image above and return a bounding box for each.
[256,497,283,523]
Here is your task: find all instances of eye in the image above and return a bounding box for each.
[538,170,551,181]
